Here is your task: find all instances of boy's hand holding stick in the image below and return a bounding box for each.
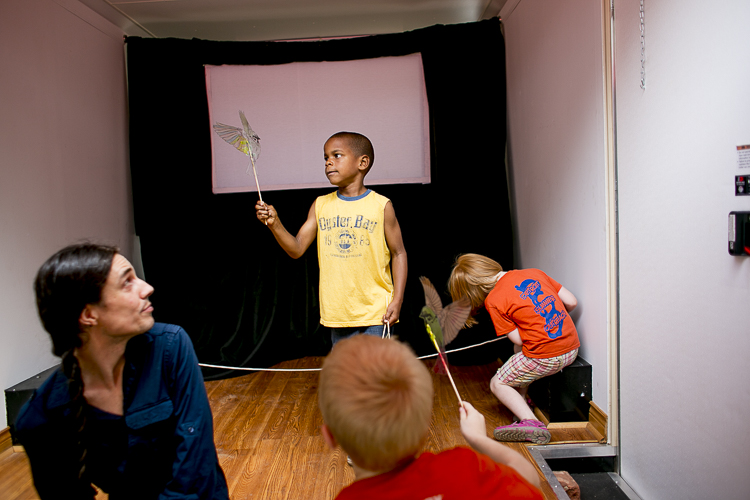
[256,201,276,226]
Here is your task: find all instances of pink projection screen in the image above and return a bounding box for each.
[205,54,430,194]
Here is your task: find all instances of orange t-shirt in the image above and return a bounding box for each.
[485,269,579,358]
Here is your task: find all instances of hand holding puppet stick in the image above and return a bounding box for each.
[419,276,472,405]
[213,110,265,210]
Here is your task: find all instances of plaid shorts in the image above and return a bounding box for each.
[494,349,578,388]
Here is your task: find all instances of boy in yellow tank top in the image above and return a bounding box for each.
[255,132,408,345]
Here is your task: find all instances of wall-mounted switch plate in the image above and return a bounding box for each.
[735,176,750,195]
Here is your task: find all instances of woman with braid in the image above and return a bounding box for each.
[15,244,229,499]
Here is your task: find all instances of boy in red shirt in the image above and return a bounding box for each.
[317,334,542,500]
[449,254,580,444]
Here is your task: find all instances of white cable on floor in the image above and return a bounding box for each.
[199,335,506,372]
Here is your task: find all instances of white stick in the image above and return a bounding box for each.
[250,155,263,204]
[430,335,462,405]
[248,155,267,225]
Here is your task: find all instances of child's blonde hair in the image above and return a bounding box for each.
[318,335,433,471]
[448,253,504,328]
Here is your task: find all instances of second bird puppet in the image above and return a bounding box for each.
[419,276,471,373]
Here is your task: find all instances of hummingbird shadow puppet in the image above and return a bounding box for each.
[418,276,471,374]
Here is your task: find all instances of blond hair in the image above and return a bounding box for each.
[448,253,504,328]
[318,335,433,471]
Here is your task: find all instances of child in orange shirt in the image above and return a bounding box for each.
[449,254,580,444]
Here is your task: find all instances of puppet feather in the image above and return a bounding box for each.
[419,276,471,346]
[213,110,261,164]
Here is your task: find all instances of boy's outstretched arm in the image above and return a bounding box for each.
[459,402,541,489]
[383,201,407,325]
[255,201,317,259]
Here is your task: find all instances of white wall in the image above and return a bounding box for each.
[615,0,750,498]
[0,0,131,429]
[502,0,610,410]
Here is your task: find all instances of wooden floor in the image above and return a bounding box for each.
[2,356,600,499]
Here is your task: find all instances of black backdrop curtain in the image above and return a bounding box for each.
[125,18,514,380]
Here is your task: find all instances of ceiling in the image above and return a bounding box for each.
[78,0,507,41]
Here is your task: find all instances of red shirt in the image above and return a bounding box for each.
[486,269,580,358]
[335,447,542,500]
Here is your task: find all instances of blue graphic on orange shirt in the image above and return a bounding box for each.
[515,279,566,339]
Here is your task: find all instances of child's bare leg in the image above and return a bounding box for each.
[491,346,552,443]
[516,385,529,400]
[490,376,536,421]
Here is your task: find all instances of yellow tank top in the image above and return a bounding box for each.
[315,190,394,327]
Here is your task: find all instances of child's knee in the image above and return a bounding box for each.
[490,375,505,392]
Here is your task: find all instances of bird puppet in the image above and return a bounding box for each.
[419,276,471,348]
[213,110,264,201]
[419,276,472,373]
[418,276,471,404]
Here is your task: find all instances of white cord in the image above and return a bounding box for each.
[382,320,391,339]
[416,334,506,360]
[198,335,507,372]
[382,294,392,339]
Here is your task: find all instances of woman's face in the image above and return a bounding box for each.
[90,254,155,338]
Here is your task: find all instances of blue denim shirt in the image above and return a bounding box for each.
[15,323,229,500]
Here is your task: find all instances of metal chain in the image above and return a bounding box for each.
[640,0,646,89]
